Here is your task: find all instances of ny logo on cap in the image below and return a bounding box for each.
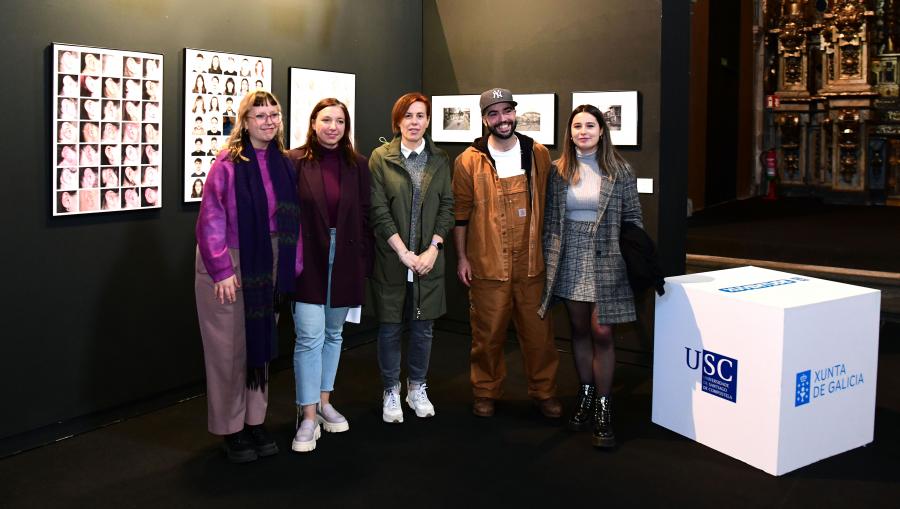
[492,89,504,99]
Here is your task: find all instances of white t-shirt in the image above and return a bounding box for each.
[488,139,525,178]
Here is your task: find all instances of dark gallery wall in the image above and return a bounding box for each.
[424,0,662,234]
[423,0,688,357]
[0,0,422,441]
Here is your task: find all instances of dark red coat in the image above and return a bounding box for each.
[288,148,373,307]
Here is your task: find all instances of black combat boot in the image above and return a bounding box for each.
[246,423,279,457]
[222,429,258,463]
[591,395,616,448]
[568,384,595,431]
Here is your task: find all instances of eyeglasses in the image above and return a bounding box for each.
[251,112,282,123]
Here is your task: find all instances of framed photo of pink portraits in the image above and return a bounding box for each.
[52,43,163,215]
[183,49,273,202]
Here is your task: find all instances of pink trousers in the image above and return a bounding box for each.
[194,240,277,435]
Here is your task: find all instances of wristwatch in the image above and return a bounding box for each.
[431,240,444,251]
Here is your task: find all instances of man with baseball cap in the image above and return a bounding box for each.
[452,88,561,418]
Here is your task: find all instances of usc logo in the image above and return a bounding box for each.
[685,348,736,381]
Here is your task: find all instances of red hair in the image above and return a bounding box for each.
[391,92,431,134]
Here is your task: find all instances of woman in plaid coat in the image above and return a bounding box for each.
[538,104,643,448]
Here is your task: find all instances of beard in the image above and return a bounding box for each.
[486,118,517,140]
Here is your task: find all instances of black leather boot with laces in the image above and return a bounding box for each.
[591,395,616,448]
[568,384,595,431]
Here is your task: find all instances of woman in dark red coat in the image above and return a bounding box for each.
[287,98,372,453]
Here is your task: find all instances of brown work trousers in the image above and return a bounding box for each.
[469,175,559,400]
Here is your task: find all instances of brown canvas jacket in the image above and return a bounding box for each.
[452,133,551,280]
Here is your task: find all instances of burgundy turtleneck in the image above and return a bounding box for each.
[320,146,342,228]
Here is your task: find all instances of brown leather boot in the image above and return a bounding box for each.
[472,397,495,417]
[534,397,562,418]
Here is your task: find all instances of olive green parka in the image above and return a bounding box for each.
[369,136,454,322]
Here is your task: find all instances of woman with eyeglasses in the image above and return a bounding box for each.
[195,90,302,463]
[286,98,372,453]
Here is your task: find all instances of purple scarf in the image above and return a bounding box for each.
[234,139,299,390]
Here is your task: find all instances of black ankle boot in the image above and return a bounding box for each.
[591,395,616,448]
[222,429,258,463]
[568,384,595,431]
[246,423,279,457]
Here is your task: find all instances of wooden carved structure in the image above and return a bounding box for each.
[764,0,900,204]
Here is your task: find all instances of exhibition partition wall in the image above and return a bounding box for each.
[0,0,421,442]
[422,0,689,361]
[423,0,663,235]
[2,0,689,445]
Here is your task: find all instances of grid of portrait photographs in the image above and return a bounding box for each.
[53,43,163,216]
[184,49,272,202]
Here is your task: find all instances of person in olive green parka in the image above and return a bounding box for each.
[369,92,454,423]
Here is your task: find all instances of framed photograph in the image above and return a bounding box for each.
[514,93,556,146]
[289,67,355,149]
[431,95,482,143]
[183,49,272,202]
[571,90,639,147]
[52,43,163,215]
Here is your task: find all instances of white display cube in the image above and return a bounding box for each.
[651,266,880,475]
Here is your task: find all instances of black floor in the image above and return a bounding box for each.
[2,325,899,508]
[687,197,900,273]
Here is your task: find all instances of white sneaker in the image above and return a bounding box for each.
[382,385,404,423]
[291,419,320,453]
[317,403,350,433]
[406,381,436,418]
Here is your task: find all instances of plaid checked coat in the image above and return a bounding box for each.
[538,163,643,324]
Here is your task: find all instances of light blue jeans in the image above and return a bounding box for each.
[292,228,349,406]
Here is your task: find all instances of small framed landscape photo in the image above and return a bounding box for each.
[514,93,556,146]
[571,90,639,147]
[431,94,482,143]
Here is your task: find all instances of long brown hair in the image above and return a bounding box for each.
[298,97,358,164]
[225,90,287,162]
[557,104,629,184]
